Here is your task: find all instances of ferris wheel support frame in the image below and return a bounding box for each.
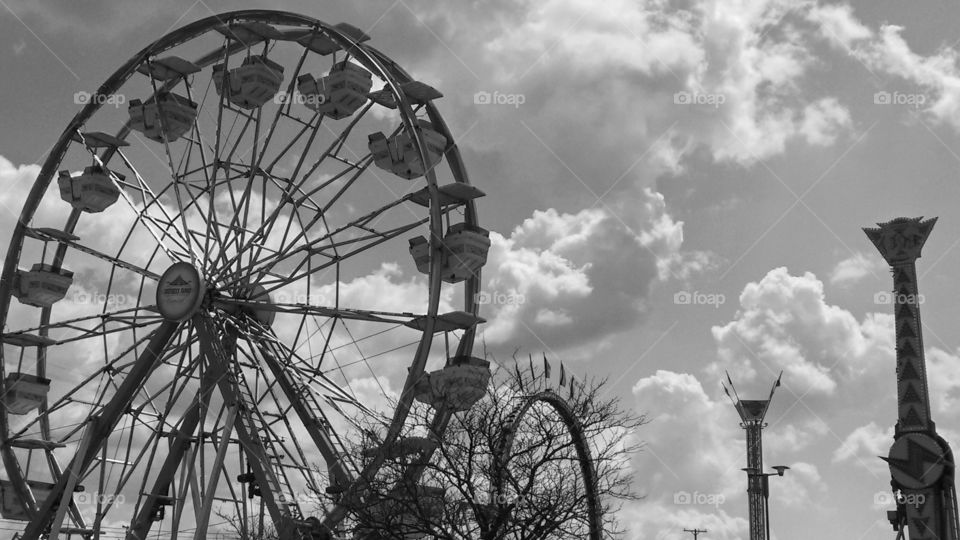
[1,9,486,539]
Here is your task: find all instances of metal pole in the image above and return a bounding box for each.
[763,474,770,540]
[194,405,238,540]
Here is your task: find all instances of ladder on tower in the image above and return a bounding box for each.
[195,318,302,524]
[228,357,303,520]
[257,338,360,488]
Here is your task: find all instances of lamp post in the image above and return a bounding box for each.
[742,466,789,540]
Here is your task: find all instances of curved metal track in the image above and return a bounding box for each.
[488,389,602,540]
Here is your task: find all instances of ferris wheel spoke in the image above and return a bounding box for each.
[249,41,312,175]
[25,226,163,282]
[203,81,391,289]
[239,172,316,276]
[163,87,222,252]
[3,307,163,346]
[222,199,427,290]
[248,332,365,488]
[111,148,200,260]
[143,68,202,263]
[244,114,379,262]
[19,320,179,540]
[234,342,324,495]
[110,168,212,272]
[211,165,259,273]
[274,217,426,288]
[308,217,426,258]
[12,329,198,446]
[179,179,230,262]
[247,325,385,421]
[200,87,282,278]
[179,110,224,265]
[238,116,327,270]
[220,113,257,171]
[215,297,423,327]
[294,100,378,189]
[226,104,385,282]
[207,113,331,282]
[260,108,322,179]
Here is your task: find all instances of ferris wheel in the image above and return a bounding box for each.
[0,10,491,539]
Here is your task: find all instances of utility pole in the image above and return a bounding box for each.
[683,528,707,540]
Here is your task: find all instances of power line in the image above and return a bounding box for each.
[683,528,707,540]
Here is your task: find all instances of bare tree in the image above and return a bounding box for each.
[213,507,278,540]
[329,358,647,540]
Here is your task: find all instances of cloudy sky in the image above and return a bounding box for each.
[3,0,960,539]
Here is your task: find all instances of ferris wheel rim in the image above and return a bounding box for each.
[0,9,486,538]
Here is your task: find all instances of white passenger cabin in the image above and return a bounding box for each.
[213,55,284,109]
[14,263,73,308]
[296,61,373,119]
[368,120,447,179]
[58,165,122,213]
[414,356,491,412]
[129,92,198,143]
[408,224,490,284]
[408,236,431,274]
[441,223,490,283]
[3,373,50,415]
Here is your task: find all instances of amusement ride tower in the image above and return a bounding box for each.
[865,216,960,540]
[723,373,786,540]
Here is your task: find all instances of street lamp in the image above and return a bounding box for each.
[742,466,789,540]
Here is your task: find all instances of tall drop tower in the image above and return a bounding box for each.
[723,373,784,540]
[864,216,959,540]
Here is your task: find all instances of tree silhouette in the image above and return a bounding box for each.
[328,359,647,540]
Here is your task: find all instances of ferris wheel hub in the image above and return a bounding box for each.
[241,282,276,326]
[156,262,207,322]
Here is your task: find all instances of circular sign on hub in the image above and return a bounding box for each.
[886,432,947,489]
[156,262,206,321]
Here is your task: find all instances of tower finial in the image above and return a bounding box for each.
[862,216,937,265]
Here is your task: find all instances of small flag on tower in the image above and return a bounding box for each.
[767,371,783,401]
[560,363,567,386]
[543,354,552,380]
[569,376,576,399]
